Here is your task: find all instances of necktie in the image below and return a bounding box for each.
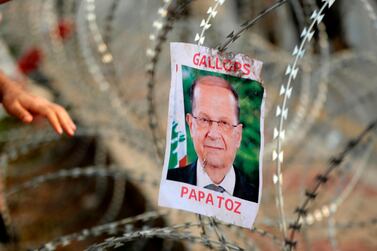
[204,184,225,193]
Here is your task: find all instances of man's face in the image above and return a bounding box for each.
[186,82,242,173]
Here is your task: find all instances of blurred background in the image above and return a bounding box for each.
[0,0,376,250]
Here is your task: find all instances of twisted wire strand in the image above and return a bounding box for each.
[79,0,116,93]
[272,0,337,240]
[218,221,283,247]
[359,0,377,36]
[85,223,244,251]
[38,0,97,114]
[0,125,134,240]
[5,166,156,197]
[5,165,283,249]
[197,215,214,249]
[302,137,374,226]
[334,217,377,229]
[322,140,375,250]
[217,0,287,52]
[146,0,174,160]
[208,217,230,251]
[194,0,226,46]
[32,211,164,251]
[146,0,194,160]
[241,134,374,231]
[84,0,123,101]
[279,0,330,155]
[93,140,110,210]
[102,0,121,47]
[285,119,377,250]
[98,175,126,224]
[0,129,61,243]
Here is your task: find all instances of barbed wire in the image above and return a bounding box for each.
[285,118,377,250]
[197,215,214,249]
[146,0,194,160]
[359,0,377,36]
[5,166,158,197]
[244,30,329,158]
[1,1,377,250]
[334,217,377,229]
[273,0,330,158]
[102,0,120,47]
[0,124,150,243]
[143,5,332,237]
[194,0,226,46]
[219,220,283,247]
[85,222,244,251]
[272,0,337,240]
[98,174,127,224]
[84,0,123,102]
[217,0,286,52]
[208,217,230,251]
[302,132,374,226]
[33,211,164,251]
[4,163,285,249]
[93,139,110,211]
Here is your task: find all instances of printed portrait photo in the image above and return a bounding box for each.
[166,66,263,203]
[159,42,264,228]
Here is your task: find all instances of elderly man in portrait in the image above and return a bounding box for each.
[167,76,258,202]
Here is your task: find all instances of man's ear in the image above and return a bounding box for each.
[186,113,195,136]
[186,113,193,129]
[235,124,243,148]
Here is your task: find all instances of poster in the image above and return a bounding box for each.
[158,42,264,228]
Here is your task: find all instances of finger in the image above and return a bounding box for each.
[21,97,65,135]
[20,96,76,136]
[45,109,63,135]
[8,102,33,123]
[57,106,76,131]
[54,105,76,136]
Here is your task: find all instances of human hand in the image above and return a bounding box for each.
[0,74,76,136]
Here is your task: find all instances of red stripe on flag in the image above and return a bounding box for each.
[179,156,187,167]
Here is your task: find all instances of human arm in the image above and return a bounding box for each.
[0,70,76,136]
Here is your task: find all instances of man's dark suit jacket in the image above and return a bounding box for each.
[167,160,258,202]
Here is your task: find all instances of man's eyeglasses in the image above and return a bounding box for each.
[192,115,239,131]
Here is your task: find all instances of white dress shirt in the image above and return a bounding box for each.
[196,159,236,195]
